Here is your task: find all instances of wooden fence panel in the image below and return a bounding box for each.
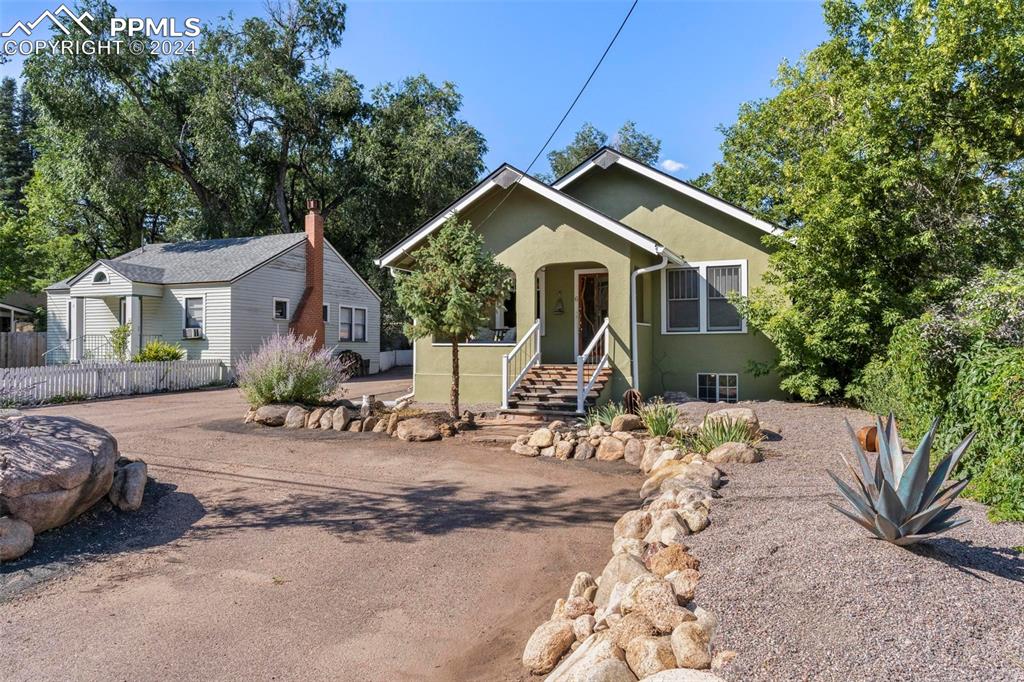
[0,332,46,368]
[0,360,226,405]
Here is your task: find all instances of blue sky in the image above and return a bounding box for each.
[0,1,828,179]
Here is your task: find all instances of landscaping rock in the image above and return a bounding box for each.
[573,615,596,642]
[648,491,682,513]
[362,416,379,432]
[243,407,256,423]
[0,415,118,533]
[395,418,440,442]
[611,431,634,442]
[319,410,334,430]
[612,537,646,557]
[108,460,147,512]
[648,544,701,577]
[386,412,400,435]
[597,437,626,461]
[528,428,555,448]
[665,568,701,604]
[522,618,575,674]
[652,449,685,471]
[372,419,388,433]
[705,442,762,464]
[512,442,540,457]
[547,632,631,682]
[284,406,309,429]
[0,516,34,561]
[621,575,696,633]
[688,604,719,639]
[332,406,353,431]
[541,446,557,457]
[555,441,576,459]
[347,420,362,432]
[626,635,677,678]
[568,571,597,600]
[595,553,651,607]
[588,425,607,438]
[574,441,596,460]
[611,413,644,432]
[613,510,652,541]
[643,510,691,546]
[670,621,712,670]
[704,407,760,437]
[306,408,325,428]
[564,596,597,619]
[712,650,738,672]
[254,404,292,426]
[623,438,644,466]
[680,506,710,533]
[610,612,657,650]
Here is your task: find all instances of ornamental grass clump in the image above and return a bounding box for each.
[828,413,974,545]
[236,334,352,407]
[683,415,764,454]
[639,398,678,437]
[132,339,186,362]
[584,401,626,428]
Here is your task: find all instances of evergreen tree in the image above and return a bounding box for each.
[0,78,22,210]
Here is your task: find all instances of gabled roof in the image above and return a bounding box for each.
[552,147,786,237]
[58,233,308,289]
[375,164,684,268]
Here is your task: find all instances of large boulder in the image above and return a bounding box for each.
[546,631,630,682]
[595,553,651,607]
[0,415,118,533]
[254,404,292,426]
[306,407,325,428]
[284,406,309,429]
[621,575,696,633]
[528,428,555,448]
[522,618,575,674]
[648,544,701,577]
[395,418,440,442]
[108,460,148,512]
[596,437,626,461]
[0,516,34,561]
[318,409,334,430]
[611,413,644,432]
[670,621,712,670]
[665,569,701,604]
[705,442,762,464]
[332,406,353,431]
[568,572,598,600]
[703,407,760,437]
[574,441,596,460]
[623,439,644,467]
[643,510,691,547]
[613,510,652,542]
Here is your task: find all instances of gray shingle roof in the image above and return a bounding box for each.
[48,233,307,290]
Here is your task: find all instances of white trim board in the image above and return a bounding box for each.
[553,148,786,237]
[374,165,676,268]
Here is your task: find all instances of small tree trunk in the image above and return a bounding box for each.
[450,338,460,418]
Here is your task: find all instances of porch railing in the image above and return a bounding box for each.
[43,334,167,365]
[501,318,542,410]
[576,317,610,414]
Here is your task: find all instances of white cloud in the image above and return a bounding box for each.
[659,159,687,173]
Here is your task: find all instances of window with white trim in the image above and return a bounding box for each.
[339,306,366,342]
[184,297,204,330]
[119,297,127,325]
[322,304,328,322]
[663,261,747,333]
[273,298,289,320]
[697,373,738,403]
[666,268,700,331]
[92,271,107,284]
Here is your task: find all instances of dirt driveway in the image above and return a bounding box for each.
[1,385,638,681]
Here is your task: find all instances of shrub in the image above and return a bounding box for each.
[133,339,186,362]
[684,415,764,454]
[110,324,132,361]
[236,334,353,407]
[583,401,626,428]
[639,398,677,437]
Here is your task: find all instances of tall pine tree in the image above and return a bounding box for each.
[0,77,34,211]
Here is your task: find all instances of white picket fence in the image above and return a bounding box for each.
[1,360,226,405]
[379,349,413,373]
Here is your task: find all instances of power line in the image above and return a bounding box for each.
[477,0,639,228]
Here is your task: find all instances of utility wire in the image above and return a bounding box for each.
[476,0,639,228]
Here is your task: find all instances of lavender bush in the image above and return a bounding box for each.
[236,334,353,407]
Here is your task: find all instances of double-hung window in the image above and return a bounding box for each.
[185,297,204,330]
[663,261,746,333]
[339,306,366,342]
[273,298,289,321]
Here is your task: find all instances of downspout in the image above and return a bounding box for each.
[388,265,416,403]
[630,254,670,390]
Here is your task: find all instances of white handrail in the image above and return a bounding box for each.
[576,317,610,414]
[501,318,542,409]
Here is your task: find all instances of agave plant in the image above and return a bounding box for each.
[827,413,975,546]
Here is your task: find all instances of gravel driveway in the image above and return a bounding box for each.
[676,400,1024,682]
[1,386,639,681]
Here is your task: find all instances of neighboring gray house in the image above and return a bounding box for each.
[44,203,381,371]
[0,290,43,332]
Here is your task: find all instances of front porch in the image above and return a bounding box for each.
[48,292,172,365]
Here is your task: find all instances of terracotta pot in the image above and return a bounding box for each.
[857,425,878,453]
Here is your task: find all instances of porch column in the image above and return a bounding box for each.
[69,296,85,362]
[514,267,538,343]
[125,295,142,356]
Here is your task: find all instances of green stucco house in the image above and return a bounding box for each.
[375,147,787,414]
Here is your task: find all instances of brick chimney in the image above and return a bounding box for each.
[289,199,325,349]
